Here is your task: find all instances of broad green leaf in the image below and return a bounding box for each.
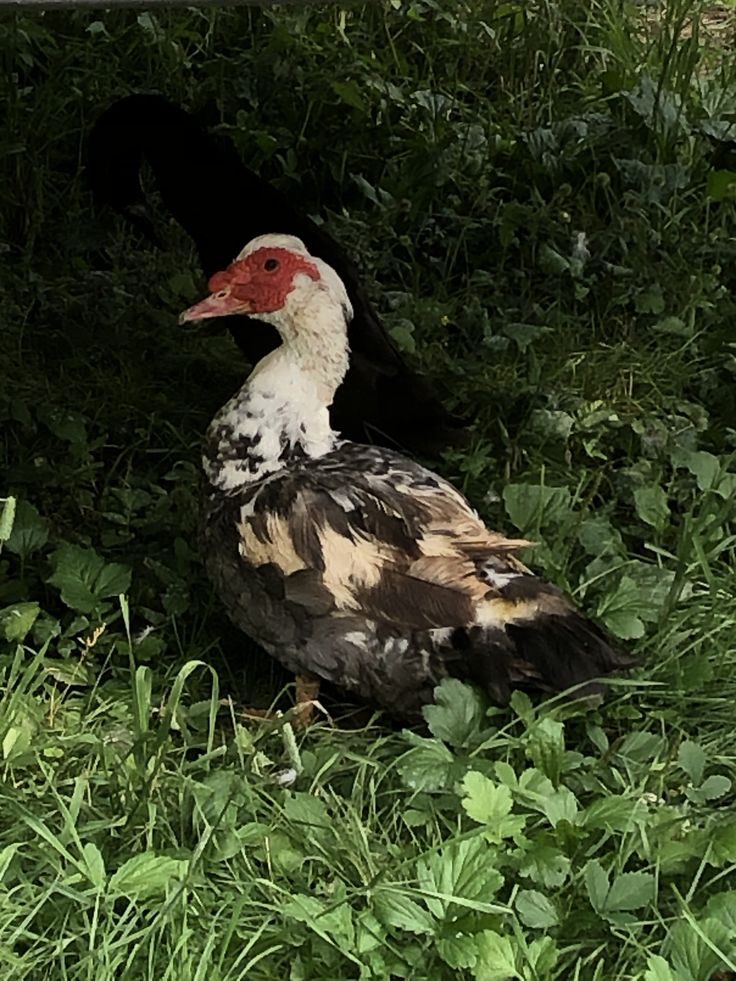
[582,795,649,833]
[703,890,736,936]
[707,168,736,201]
[626,73,682,132]
[353,173,382,206]
[526,936,559,975]
[137,11,156,32]
[517,768,579,826]
[134,631,166,661]
[635,284,665,315]
[283,890,354,946]
[372,890,435,935]
[596,577,646,640]
[528,409,574,442]
[677,740,706,787]
[417,837,504,921]
[94,561,134,601]
[669,916,732,981]
[494,761,519,788]
[82,842,106,888]
[538,244,569,275]
[708,824,736,866]
[31,613,61,646]
[0,843,21,883]
[585,861,654,919]
[4,500,48,559]
[355,910,384,955]
[283,793,332,841]
[519,844,570,889]
[473,930,519,981]
[606,871,654,912]
[166,271,197,299]
[462,772,513,824]
[626,563,676,623]
[515,889,559,929]
[0,497,16,542]
[541,786,578,827]
[658,830,709,876]
[502,483,572,533]
[587,723,609,754]
[398,732,457,791]
[523,717,565,784]
[2,705,36,761]
[644,954,676,981]
[331,79,367,113]
[424,678,486,747]
[36,407,88,445]
[670,653,713,693]
[654,316,691,337]
[509,690,534,724]
[263,831,302,874]
[205,829,241,863]
[718,472,736,499]
[283,893,323,926]
[461,772,524,841]
[502,322,552,353]
[48,544,131,614]
[43,657,94,687]
[671,448,728,494]
[688,774,731,803]
[437,935,479,970]
[601,68,629,95]
[584,859,609,913]
[634,484,669,531]
[236,822,270,847]
[109,852,187,899]
[617,730,665,763]
[192,771,247,830]
[577,515,624,557]
[403,807,432,829]
[3,726,31,760]
[388,319,417,354]
[0,601,39,642]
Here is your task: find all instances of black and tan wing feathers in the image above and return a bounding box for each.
[218,444,631,710]
[236,448,540,631]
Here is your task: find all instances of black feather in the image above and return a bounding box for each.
[448,608,634,706]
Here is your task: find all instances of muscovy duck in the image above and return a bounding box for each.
[179,234,632,720]
[87,94,466,454]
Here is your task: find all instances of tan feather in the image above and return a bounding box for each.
[238,512,307,576]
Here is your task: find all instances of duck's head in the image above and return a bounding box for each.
[179,234,353,338]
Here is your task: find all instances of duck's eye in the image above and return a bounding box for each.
[264,258,279,272]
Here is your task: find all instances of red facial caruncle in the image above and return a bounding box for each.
[180,247,320,324]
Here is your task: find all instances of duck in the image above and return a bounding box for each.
[87,94,466,454]
[179,233,632,720]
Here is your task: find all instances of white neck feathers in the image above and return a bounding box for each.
[204,278,351,493]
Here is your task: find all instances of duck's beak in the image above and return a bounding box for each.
[179,289,253,324]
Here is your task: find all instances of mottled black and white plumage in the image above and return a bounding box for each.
[181,234,632,718]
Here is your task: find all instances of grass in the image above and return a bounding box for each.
[2,1,736,977]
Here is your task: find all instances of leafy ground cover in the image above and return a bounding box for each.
[2,2,736,977]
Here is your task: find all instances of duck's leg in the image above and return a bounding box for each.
[219,699,272,720]
[294,673,321,729]
[220,673,324,727]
